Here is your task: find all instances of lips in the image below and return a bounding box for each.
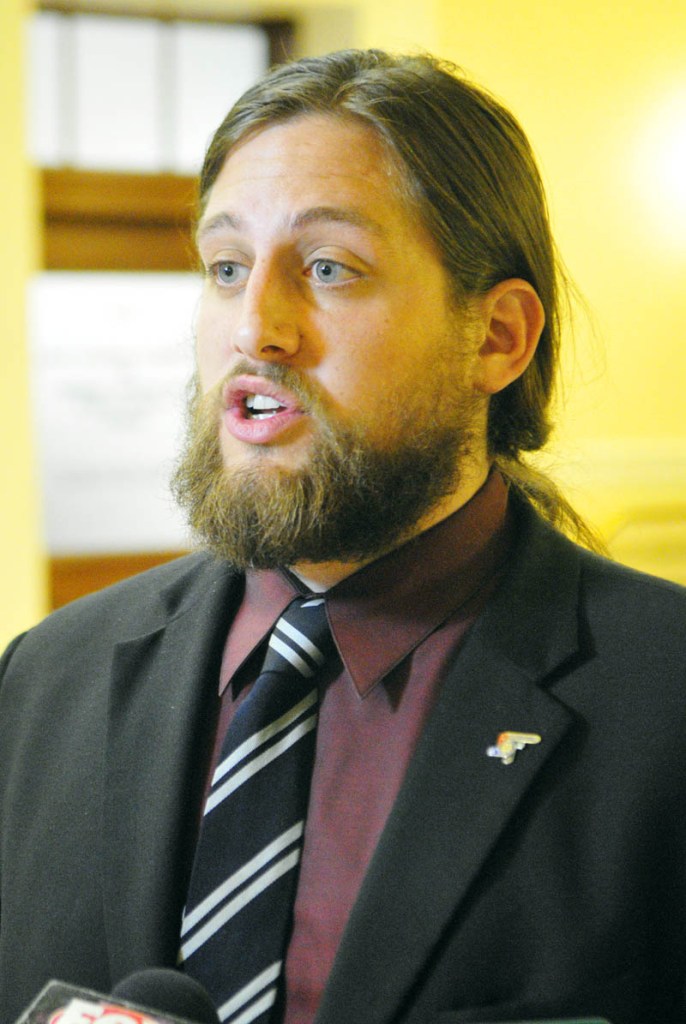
[221,374,306,445]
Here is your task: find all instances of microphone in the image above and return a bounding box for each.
[111,970,219,1023]
[12,969,219,1024]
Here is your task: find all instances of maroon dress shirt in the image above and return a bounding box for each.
[211,471,513,1024]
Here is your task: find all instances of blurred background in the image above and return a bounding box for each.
[1,0,685,649]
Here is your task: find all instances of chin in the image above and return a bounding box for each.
[219,442,312,476]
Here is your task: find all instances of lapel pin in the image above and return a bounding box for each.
[486,731,542,765]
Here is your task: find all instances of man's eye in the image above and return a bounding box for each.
[309,259,354,284]
[210,262,248,286]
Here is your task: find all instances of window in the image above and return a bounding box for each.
[26,6,293,605]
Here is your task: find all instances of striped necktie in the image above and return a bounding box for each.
[179,595,336,1024]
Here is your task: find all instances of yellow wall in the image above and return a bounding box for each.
[0,0,46,649]
[431,0,686,561]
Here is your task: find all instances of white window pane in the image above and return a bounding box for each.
[72,15,161,171]
[26,11,64,166]
[173,23,270,174]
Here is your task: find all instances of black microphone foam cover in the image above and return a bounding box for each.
[111,968,220,1024]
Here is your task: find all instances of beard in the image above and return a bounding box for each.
[171,359,483,570]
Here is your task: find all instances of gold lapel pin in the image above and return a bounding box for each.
[486,731,542,765]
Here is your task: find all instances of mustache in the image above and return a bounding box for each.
[202,358,328,418]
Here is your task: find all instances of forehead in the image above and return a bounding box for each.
[199,114,422,239]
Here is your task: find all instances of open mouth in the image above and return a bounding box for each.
[222,375,306,445]
[244,394,287,420]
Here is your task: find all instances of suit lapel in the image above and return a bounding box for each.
[317,505,585,1024]
[102,556,241,980]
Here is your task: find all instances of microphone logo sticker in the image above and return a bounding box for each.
[50,1000,161,1024]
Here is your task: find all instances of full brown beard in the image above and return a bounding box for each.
[171,362,482,570]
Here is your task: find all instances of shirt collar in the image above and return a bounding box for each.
[219,470,511,698]
[219,570,299,694]
[326,468,511,695]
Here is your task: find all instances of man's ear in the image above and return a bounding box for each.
[472,278,545,395]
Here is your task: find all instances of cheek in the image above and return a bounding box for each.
[318,358,416,440]
[194,303,229,392]
[318,345,390,418]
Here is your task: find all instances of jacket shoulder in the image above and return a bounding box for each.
[1,552,240,672]
[516,496,686,602]
[507,499,686,661]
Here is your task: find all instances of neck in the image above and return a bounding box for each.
[289,461,491,593]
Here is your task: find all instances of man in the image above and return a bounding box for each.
[1,49,685,1024]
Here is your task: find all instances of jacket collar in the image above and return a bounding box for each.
[103,554,242,980]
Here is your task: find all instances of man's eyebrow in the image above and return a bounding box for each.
[196,212,242,245]
[196,206,387,245]
[289,206,387,237]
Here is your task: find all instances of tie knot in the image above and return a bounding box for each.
[262,596,335,680]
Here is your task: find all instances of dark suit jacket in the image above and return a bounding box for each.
[1,501,686,1024]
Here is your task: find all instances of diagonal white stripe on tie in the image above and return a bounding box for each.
[180,848,301,960]
[268,634,314,677]
[204,713,317,815]
[218,962,282,1024]
[180,823,304,936]
[222,987,278,1024]
[212,690,318,788]
[275,619,326,665]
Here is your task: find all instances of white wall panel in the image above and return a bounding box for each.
[29,272,200,553]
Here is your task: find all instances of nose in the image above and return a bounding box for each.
[232,260,301,362]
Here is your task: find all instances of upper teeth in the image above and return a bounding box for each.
[245,394,283,418]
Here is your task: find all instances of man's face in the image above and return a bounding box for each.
[174,114,490,572]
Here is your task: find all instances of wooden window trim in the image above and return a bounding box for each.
[42,168,199,270]
[50,552,187,609]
